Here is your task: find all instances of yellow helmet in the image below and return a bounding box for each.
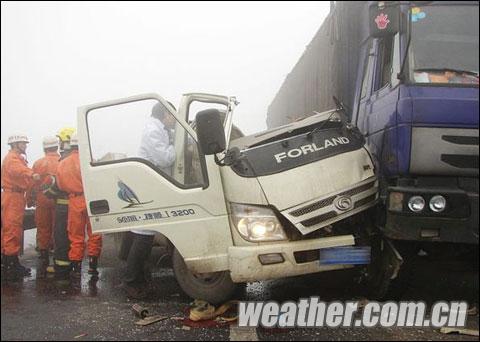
[57,127,76,143]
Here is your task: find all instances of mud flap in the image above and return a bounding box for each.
[382,239,404,281]
[362,237,404,299]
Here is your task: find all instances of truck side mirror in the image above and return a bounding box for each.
[196,109,226,155]
[369,3,399,38]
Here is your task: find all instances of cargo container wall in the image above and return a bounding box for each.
[267,2,366,128]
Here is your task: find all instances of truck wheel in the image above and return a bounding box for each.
[172,248,237,305]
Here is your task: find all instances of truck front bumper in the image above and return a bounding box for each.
[228,235,355,283]
[382,186,479,244]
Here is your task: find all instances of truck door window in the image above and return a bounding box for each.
[87,99,206,189]
[375,33,400,91]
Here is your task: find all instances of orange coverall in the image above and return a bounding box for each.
[1,150,34,256]
[56,150,102,262]
[31,151,60,251]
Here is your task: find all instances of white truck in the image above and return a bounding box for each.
[78,93,378,303]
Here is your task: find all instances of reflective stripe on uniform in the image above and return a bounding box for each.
[54,259,71,266]
[56,198,69,205]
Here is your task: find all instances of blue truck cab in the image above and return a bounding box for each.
[351,1,479,246]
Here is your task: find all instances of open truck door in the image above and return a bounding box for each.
[76,93,234,275]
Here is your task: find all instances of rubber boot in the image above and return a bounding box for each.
[37,250,49,278]
[53,259,72,281]
[3,256,23,281]
[70,261,82,280]
[15,256,31,277]
[88,256,99,276]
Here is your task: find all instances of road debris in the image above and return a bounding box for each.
[180,300,239,328]
[135,315,168,326]
[189,299,239,322]
[467,306,478,316]
[73,333,88,339]
[132,304,149,318]
[440,327,479,337]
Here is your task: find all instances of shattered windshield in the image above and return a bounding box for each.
[234,111,346,150]
[409,5,479,85]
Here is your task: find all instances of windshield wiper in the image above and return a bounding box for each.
[414,68,479,78]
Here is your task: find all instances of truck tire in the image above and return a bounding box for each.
[172,248,237,305]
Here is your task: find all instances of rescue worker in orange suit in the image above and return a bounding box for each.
[43,127,75,279]
[56,133,102,278]
[1,133,40,281]
[30,136,60,275]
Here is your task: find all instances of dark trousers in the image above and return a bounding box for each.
[124,233,154,286]
[53,203,70,266]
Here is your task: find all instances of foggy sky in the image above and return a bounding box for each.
[1,1,330,164]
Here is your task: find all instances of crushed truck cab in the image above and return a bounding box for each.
[77,93,377,303]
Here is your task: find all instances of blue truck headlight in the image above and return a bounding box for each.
[231,203,287,242]
[408,196,425,212]
[429,195,446,212]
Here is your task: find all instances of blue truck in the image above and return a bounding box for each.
[267,1,478,296]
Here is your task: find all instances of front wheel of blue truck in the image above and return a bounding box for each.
[172,248,238,305]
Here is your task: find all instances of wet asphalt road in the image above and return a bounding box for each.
[1,231,479,341]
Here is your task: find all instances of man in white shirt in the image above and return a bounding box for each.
[138,102,176,175]
[123,102,177,299]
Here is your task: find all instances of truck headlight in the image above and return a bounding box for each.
[429,195,446,212]
[230,203,287,242]
[407,196,425,213]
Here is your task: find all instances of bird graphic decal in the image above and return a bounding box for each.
[117,179,153,208]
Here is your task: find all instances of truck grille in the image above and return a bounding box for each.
[410,127,479,176]
[290,181,376,217]
[281,177,378,235]
[354,194,377,209]
[301,212,337,227]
